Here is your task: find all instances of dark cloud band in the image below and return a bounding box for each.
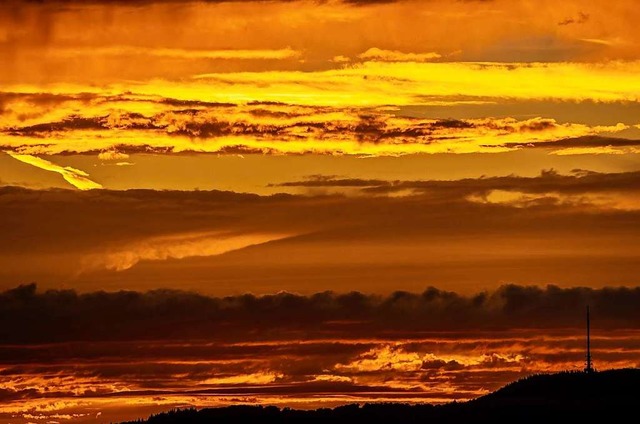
[1,283,639,343]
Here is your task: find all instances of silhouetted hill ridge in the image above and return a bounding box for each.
[121,369,640,424]
[477,368,640,405]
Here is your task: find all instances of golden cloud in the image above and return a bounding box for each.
[49,46,301,61]
[358,48,442,62]
[1,98,631,160]
[6,153,102,190]
[81,231,293,272]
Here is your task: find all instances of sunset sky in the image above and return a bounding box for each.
[1,0,640,422]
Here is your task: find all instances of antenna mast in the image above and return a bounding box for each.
[584,305,594,373]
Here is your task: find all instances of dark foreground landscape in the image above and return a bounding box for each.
[123,369,640,423]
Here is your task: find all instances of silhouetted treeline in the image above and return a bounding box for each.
[121,369,640,424]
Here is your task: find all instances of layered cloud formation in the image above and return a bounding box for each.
[1,1,640,422]
[1,87,636,189]
[2,0,640,188]
[1,92,632,157]
[1,168,639,292]
[1,284,639,423]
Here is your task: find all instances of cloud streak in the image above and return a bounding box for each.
[6,153,102,190]
[82,231,293,271]
[358,48,442,62]
[50,46,301,60]
[274,169,640,198]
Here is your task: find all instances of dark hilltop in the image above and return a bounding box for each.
[121,368,640,424]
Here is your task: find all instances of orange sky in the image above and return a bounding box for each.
[1,284,639,424]
[1,0,640,423]
[2,0,640,191]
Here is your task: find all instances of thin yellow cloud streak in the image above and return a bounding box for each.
[201,372,283,386]
[6,153,102,190]
[50,46,301,60]
[358,48,442,62]
[7,61,640,107]
[550,147,634,155]
[186,61,640,105]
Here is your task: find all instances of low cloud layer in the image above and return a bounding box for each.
[276,168,640,192]
[1,169,639,291]
[2,283,639,343]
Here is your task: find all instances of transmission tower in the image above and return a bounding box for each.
[584,305,595,373]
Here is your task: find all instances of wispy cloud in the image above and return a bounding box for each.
[6,153,102,190]
[49,46,301,60]
[82,231,292,271]
[558,11,590,26]
[358,48,441,62]
[187,61,640,105]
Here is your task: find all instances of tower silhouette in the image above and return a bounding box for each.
[584,305,595,373]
